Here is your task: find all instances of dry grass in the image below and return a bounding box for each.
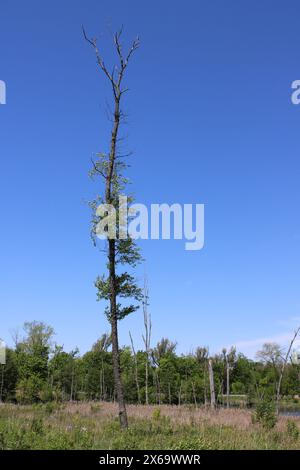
[1,401,300,449]
[61,401,299,431]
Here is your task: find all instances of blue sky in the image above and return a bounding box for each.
[1,0,300,358]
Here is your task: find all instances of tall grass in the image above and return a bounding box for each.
[0,402,299,450]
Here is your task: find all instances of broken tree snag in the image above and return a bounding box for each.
[208,358,216,410]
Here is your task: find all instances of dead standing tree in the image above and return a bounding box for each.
[129,331,141,404]
[208,358,216,409]
[222,347,236,409]
[84,27,141,429]
[276,326,300,413]
[142,276,151,405]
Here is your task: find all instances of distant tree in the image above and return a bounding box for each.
[21,321,54,352]
[49,346,75,400]
[256,343,283,397]
[152,338,177,405]
[15,322,55,403]
[222,347,236,408]
[0,348,18,402]
[195,346,209,404]
[92,333,112,353]
[152,338,177,366]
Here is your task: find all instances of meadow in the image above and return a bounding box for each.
[0,402,300,450]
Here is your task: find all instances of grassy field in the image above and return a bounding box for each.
[0,402,300,450]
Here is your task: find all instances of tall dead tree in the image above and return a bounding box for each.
[142,277,151,405]
[276,326,300,413]
[222,347,236,409]
[208,358,216,409]
[84,26,141,429]
[226,355,230,409]
[129,331,141,404]
[0,364,4,402]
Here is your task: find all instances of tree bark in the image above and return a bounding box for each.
[192,381,197,408]
[208,359,216,410]
[129,331,141,404]
[142,278,151,405]
[226,357,230,409]
[109,239,128,428]
[0,365,4,402]
[178,382,182,406]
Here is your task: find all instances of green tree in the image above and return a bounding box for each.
[0,348,18,402]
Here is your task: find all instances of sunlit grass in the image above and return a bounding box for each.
[0,402,299,450]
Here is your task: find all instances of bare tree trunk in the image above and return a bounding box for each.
[208,359,216,410]
[154,370,161,404]
[70,364,74,401]
[142,277,151,405]
[204,366,208,407]
[276,326,300,413]
[110,274,128,428]
[192,382,197,408]
[101,358,106,401]
[129,331,141,404]
[145,355,149,405]
[226,356,230,409]
[99,369,102,400]
[178,382,182,406]
[0,365,4,402]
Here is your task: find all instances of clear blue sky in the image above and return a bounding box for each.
[1,0,300,357]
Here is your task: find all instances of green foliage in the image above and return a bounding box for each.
[0,349,18,401]
[16,377,45,404]
[174,436,213,450]
[95,272,142,321]
[30,416,44,434]
[45,402,57,415]
[2,321,300,410]
[286,419,299,440]
[253,400,277,429]
[152,408,161,420]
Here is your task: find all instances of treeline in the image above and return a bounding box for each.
[1,321,299,405]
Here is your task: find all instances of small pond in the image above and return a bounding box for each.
[279,409,300,417]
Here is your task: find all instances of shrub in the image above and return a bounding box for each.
[45,401,57,415]
[152,408,161,420]
[15,377,45,404]
[39,384,54,402]
[0,431,5,450]
[253,400,277,430]
[286,420,299,440]
[30,417,45,435]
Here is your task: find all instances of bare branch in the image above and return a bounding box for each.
[90,157,106,179]
[82,25,116,88]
